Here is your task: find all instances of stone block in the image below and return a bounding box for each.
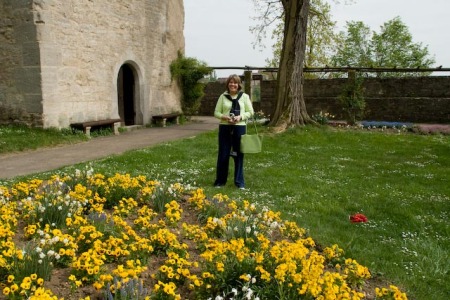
[15,24,36,44]
[23,94,43,113]
[14,67,41,94]
[11,0,31,10]
[22,42,40,66]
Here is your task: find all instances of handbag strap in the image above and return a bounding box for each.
[246,115,259,135]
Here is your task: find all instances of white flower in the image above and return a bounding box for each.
[47,250,55,256]
[246,226,251,234]
[245,288,253,299]
[39,253,46,259]
[215,296,223,300]
[35,247,42,253]
[231,288,238,295]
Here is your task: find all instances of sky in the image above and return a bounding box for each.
[184,0,450,77]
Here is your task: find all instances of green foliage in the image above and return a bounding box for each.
[332,17,435,77]
[13,241,54,282]
[311,111,334,125]
[338,73,365,125]
[170,53,212,115]
[30,186,82,229]
[371,17,435,77]
[263,0,340,79]
[332,21,373,69]
[90,126,114,137]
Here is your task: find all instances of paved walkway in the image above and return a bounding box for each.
[0,116,218,180]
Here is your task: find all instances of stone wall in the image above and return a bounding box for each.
[0,0,184,128]
[200,76,450,124]
[0,0,42,126]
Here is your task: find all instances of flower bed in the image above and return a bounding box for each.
[412,124,450,135]
[0,172,408,300]
[359,121,414,130]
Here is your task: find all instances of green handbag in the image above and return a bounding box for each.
[240,118,262,154]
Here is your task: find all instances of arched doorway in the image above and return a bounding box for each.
[117,64,136,125]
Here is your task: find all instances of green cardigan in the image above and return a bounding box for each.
[214,92,254,126]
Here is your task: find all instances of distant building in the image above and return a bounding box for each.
[0,0,184,128]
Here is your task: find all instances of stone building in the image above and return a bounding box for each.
[0,0,184,128]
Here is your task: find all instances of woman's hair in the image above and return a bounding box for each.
[226,74,242,92]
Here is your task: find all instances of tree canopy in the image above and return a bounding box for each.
[332,17,435,77]
[250,1,436,128]
[264,0,340,79]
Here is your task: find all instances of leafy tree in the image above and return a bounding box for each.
[332,17,435,77]
[305,0,340,73]
[372,17,435,77]
[331,21,372,69]
[264,0,340,79]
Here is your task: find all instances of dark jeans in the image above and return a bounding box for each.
[214,124,246,187]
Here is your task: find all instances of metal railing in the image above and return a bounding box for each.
[210,66,450,73]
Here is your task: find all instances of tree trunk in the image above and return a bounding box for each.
[270,0,312,130]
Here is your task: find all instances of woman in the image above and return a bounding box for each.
[213,74,254,189]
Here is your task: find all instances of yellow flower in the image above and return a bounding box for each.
[93,281,103,290]
[216,262,224,272]
[2,287,10,295]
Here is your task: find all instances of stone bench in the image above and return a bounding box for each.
[152,113,181,127]
[70,118,121,137]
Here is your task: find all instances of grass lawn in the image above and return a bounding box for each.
[2,125,449,299]
[0,125,88,153]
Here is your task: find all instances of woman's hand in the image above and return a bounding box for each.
[222,115,241,123]
[222,115,234,123]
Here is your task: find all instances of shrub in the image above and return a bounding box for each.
[170,53,212,115]
[339,72,365,125]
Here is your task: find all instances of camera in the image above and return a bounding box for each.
[229,113,235,118]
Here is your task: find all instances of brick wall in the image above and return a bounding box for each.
[200,76,450,123]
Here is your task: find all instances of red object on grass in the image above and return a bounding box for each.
[350,213,368,223]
